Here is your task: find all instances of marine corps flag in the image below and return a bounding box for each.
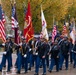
[23,2,34,42]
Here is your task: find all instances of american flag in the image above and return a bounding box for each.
[62,21,68,36]
[69,22,75,44]
[11,3,19,44]
[0,5,6,42]
[52,24,57,43]
[11,4,18,29]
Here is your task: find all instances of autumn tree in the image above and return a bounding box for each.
[1,0,75,33]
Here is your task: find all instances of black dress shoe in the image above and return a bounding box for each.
[3,65,6,68]
[59,68,62,70]
[16,71,20,74]
[0,70,2,72]
[48,70,52,73]
[40,66,42,68]
[28,68,31,70]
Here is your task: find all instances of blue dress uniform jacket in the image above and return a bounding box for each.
[38,41,48,74]
[38,42,48,58]
[50,45,60,58]
[16,42,29,74]
[4,42,12,55]
[22,43,29,55]
[61,40,70,56]
[49,44,60,72]
[59,40,70,70]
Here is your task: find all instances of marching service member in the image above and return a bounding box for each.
[16,37,29,74]
[48,40,60,73]
[0,37,13,72]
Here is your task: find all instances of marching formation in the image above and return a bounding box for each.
[0,35,76,75]
[0,1,76,75]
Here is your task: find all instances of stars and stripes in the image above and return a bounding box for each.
[11,4,18,29]
[62,21,68,37]
[52,24,57,43]
[0,5,6,42]
[11,3,20,44]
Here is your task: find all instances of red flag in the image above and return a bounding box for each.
[23,2,34,42]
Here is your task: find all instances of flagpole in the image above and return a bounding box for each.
[0,0,1,4]
[53,15,55,25]
[13,0,19,44]
[69,14,70,25]
[14,0,18,44]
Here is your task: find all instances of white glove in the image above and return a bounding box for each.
[19,43,22,46]
[71,50,73,52]
[36,53,38,55]
[74,51,76,53]
[2,43,5,46]
[29,48,32,52]
[24,54,27,58]
[3,52,7,55]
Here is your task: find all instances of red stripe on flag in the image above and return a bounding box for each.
[52,25,57,43]
[0,20,6,42]
[62,25,68,36]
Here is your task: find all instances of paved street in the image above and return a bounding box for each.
[0,52,76,75]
